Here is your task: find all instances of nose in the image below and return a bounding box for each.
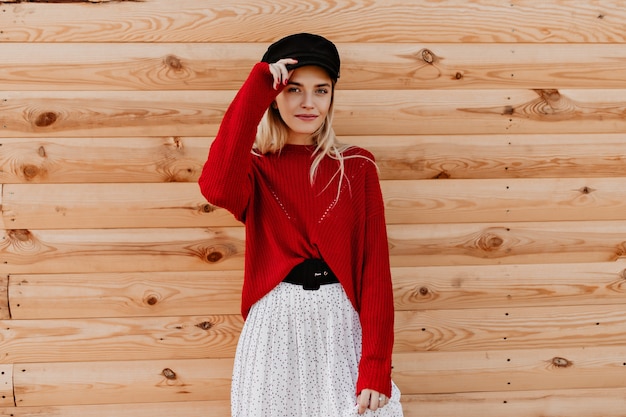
[301,92,314,108]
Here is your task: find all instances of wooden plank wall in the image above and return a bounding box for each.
[1,0,626,415]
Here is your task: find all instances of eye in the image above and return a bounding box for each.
[316,88,329,95]
[287,87,301,93]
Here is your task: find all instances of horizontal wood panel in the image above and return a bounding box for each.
[4,221,626,274]
[1,0,623,43]
[396,304,626,352]
[394,261,626,311]
[3,89,626,137]
[9,271,244,319]
[13,358,233,407]
[5,305,626,363]
[7,390,626,417]
[0,227,245,274]
[4,43,626,91]
[6,177,626,229]
[2,183,241,229]
[0,401,226,417]
[0,315,242,363]
[4,134,626,185]
[0,136,208,184]
[0,365,13,407]
[394,345,626,394]
[10,348,626,406]
[8,261,626,319]
[402,388,626,417]
[387,220,626,267]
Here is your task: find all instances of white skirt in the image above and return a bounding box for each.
[231,282,403,417]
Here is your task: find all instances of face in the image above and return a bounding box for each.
[274,65,333,145]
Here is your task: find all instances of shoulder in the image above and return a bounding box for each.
[341,145,376,161]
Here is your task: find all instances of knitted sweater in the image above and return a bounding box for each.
[198,62,394,397]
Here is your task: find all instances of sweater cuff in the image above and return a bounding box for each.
[356,358,393,397]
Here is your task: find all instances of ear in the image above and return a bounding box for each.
[271,101,278,109]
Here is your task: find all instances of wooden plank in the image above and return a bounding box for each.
[13,358,233,407]
[395,304,626,353]
[8,271,243,319]
[383,177,626,224]
[393,261,626,311]
[393,345,626,394]
[8,261,626,319]
[0,401,223,417]
[401,388,626,417]
[6,177,626,229]
[4,43,626,91]
[4,221,626,274]
[0,136,209,184]
[2,183,241,229]
[0,227,245,274]
[0,315,242,363]
[0,365,14,407]
[387,220,626,267]
[357,133,626,180]
[4,89,626,137]
[1,0,624,43]
[4,133,626,184]
[0,275,9,320]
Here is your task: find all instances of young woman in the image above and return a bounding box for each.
[199,33,403,417]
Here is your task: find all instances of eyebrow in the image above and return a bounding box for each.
[287,81,332,88]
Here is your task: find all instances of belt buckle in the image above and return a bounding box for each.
[303,271,322,291]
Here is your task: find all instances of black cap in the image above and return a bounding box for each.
[261,33,340,80]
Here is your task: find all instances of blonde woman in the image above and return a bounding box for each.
[199,33,402,417]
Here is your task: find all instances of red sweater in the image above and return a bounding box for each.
[198,63,394,397]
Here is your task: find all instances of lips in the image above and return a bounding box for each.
[295,114,318,121]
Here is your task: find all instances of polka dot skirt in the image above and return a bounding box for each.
[231,282,403,417]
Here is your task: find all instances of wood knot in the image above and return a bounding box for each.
[420,49,435,64]
[8,229,31,242]
[454,72,463,80]
[551,357,572,368]
[419,287,429,296]
[164,55,183,71]
[503,105,515,115]
[162,368,177,380]
[206,251,223,263]
[578,186,595,194]
[144,295,159,306]
[434,170,450,179]
[201,204,215,213]
[21,164,41,181]
[477,232,504,251]
[34,112,58,127]
[196,321,213,330]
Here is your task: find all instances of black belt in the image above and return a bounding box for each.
[283,259,339,290]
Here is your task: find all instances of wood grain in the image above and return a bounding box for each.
[0,401,226,417]
[0,136,209,184]
[0,315,242,363]
[395,304,626,352]
[8,270,243,319]
[6,177,626,229]
[1,0,624,43]
[393,261,626,311]
[13,358,233,406]
[4,89,626,138]
[4,134,626,184]
[4,43,626,91]
[0,227,246,274]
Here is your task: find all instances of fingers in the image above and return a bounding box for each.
[268,58,297,89]
[357,389,389,414]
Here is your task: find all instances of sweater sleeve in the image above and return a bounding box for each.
[355,160,395,398]
[198,62,280,222]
